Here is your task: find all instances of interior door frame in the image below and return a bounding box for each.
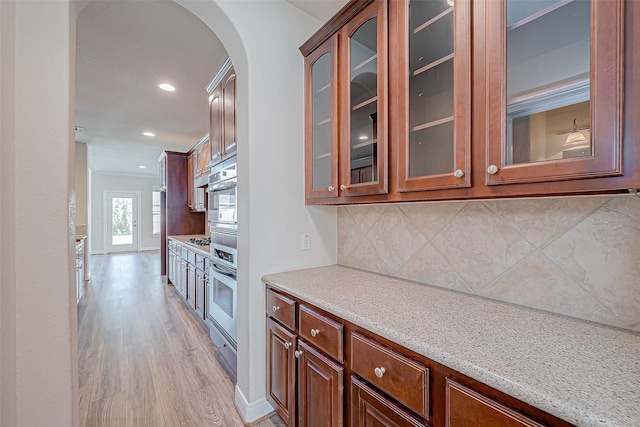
[103,190,141,253]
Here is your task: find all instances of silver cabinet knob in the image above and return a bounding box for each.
[487,165,499,175]
[374,367,386,378]
[294,350,304,359]
[272,305,280,313]
[340,184,347,191]
[310,328,320,337]
[454,169,464,178]
[284,342,292,349]
[328,186,335,191]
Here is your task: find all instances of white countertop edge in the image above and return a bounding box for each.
[262,265,640,427]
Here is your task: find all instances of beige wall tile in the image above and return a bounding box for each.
[396,243,471,293]
[543,201,640,327]
[431,202,534,292]
[479,253,620,325]
[399,201,466,242]
[340,236,391,276]
[345,204,387,235]
[365,206,427,274]
[337,208,363,263]
[483,196,610,247]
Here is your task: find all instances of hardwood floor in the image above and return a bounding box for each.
[78,251,284,427]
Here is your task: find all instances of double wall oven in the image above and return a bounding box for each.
[207,156,238,377]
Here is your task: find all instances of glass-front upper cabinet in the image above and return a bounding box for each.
[486,0,624,185]
[340,0,388,197]
[393,0,471,192]
[304,36,339,200]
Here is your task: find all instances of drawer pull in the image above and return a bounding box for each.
[295,350,304,359]
[272,305,280,313]
[310,328,320,337]
[284,341,292,349]
[374,367,386,378]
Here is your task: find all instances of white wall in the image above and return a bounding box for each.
[177,0,338,420]
[75,141,88,230]
[90,171,160,253]
[0,1,78,426]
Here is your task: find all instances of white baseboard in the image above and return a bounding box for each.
[234,385,274,423]
[139,246,160,252]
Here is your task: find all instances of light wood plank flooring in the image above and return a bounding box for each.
[78,251,284,427]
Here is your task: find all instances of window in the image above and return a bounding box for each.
[152,191,161,236]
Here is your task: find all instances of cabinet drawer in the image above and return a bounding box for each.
[445,379,546,427]
[351,333,429,419]
[299,305,344,363]
[266,288,296,330]
[195,254,205,271]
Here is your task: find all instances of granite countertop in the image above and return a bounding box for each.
[262,265,640,427]
[75,235,86,246]
[168,235,212,258]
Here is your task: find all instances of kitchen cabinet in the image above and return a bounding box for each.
[303,0,388,201]
[266,288,345,427]
[187,152,195,210]
[158,152,167,192]
[158,152,205,275]
[75,239,85,304]
[265,284,574,427]
[207,58,237,166]
[187,134,209,212]
[300,0,639,204]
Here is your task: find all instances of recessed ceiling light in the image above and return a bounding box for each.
[143,132,156,137]
[158,83,176,92]
[139,165,147,169]
[359,135,369,140]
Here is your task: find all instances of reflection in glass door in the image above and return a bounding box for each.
[106,191,139,253]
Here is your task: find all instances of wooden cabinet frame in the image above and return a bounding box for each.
[392,0,472,192]
[486,0,625,185]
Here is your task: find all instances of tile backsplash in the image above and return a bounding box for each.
[338,195,640,332]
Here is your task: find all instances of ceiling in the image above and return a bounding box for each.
[75,0,348,178]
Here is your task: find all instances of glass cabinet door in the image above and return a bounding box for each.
[486,0,624,185]
[340,0,388,197]
[305,36,339,200]
[394,0,471,192]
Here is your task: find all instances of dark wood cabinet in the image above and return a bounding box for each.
[187,152,195,209]
[158,152,205,275]
[445,379,546,427]
[301,0,639,205]
[266,285,575,427]
[187,134,209,212]
[297,340,344,427]
[207,59,237,167]
[351,377,426,427]
[268,318,297,427]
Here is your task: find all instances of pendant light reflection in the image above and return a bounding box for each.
[564,118,588,147]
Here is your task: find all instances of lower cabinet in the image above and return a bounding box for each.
[195,267,206,319]
[297,340,344,427]
[266,286,574,427]
[351,377,425,427]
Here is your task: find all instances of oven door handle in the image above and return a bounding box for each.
[210,263,236,279]
[207,178,237,193]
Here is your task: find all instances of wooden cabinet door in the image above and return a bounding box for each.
[187,153,195,209]
[199,139,211,176]
[267,318,297,427]
[445,379,546,427]
[222,67,237,159]
[392,0,471,192]
[187,263,196,306]
[351,377,426,427]
[339,0,388,197]
[210,88,223,166]
[305,35,339,200]
[297,340,344,427]
[485,0,624,186]
[195,268,205,318]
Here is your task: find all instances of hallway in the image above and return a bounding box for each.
[78,251,283,427]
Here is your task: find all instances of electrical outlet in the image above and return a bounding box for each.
[301,233,311,251]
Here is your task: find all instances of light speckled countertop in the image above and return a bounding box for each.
[262,265,640,427]
[168,235,212,258]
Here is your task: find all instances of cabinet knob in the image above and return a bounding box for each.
[374,367,386,378]
[294,350,304,359]
[284,342,292,350]
[454,169,464,178]
[328,186,335,192]
[487,165,499,175]
[340,184,347,191]
[272,305,280,313]
[310,328,320,337]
